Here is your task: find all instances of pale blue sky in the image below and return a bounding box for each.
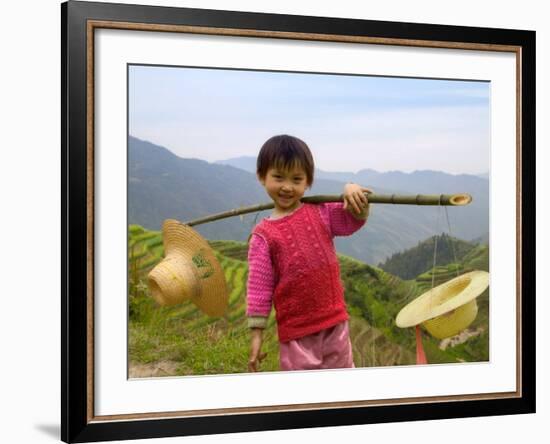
[129,65,490,174]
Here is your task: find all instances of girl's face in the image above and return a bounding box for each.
[259,165,308,215]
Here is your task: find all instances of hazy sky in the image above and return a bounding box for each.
[129,65,490,175]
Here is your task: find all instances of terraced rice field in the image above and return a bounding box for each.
[128,224,488,377]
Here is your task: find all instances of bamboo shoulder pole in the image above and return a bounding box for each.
[184,193,471,227]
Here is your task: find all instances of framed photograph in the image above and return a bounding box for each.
[62,1,535,442]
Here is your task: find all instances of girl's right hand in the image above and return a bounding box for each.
[248,328,267,372]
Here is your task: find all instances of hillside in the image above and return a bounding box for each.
[128,136,267,243]
[128,226,489,377]
[379,233,477,280]
[218,155,489,252]
[129,136,489,264]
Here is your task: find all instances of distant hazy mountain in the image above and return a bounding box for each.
[216,155,489,241]
[129,137,267,242]
[129,137,489,264]
[216,156,257,174]
[217,155,489,195]
[477,172,490,180]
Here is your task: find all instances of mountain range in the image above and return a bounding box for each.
[128,136,489,264]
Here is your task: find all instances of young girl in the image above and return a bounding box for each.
[246,134,370,372]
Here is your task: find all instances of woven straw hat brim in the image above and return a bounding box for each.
[148,219,228,317]
[395,270,489,328]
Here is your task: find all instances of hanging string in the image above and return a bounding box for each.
[245,211,263,244]
[430,234,439,291]
[429,197,443,311]
[416,198,460,366]
[430,197,443,289]
[414,197,443,366]
[444,206,461,278]
[252,211,261,226]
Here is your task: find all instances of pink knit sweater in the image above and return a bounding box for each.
[246,202,366,331]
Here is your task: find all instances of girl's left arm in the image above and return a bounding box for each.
[321,201,367,237]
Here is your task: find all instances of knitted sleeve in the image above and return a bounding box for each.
[319,202,366,237]
[246,233,274,325]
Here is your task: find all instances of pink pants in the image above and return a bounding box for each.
[279,321,355,371]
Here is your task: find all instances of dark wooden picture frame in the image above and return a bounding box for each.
[61,1,536,442]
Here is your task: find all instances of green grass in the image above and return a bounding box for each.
[128,224,490,376]
[128,225,280,375]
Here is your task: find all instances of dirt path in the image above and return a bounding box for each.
[129,360,180,378]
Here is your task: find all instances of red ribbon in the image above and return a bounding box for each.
[416,325,428,365]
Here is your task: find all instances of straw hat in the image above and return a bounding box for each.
[396,270,489,339]
[147,219,228,317]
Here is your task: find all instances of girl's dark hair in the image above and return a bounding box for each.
[256,135,315,186]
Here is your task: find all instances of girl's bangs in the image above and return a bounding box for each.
[272,157,306,173]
